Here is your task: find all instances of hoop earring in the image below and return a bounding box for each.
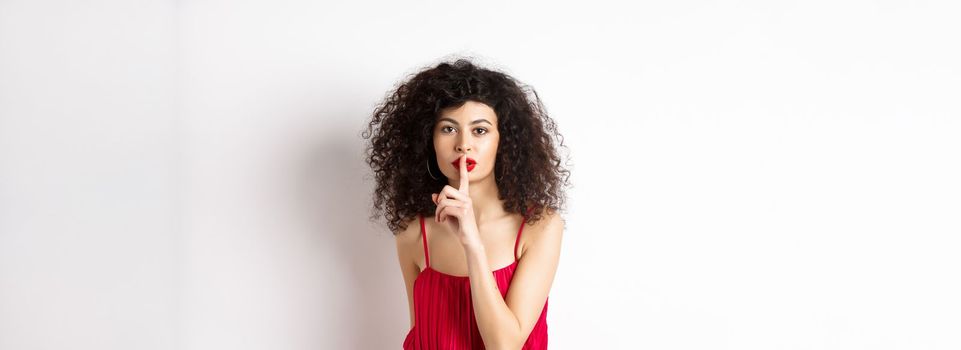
[426,158,440,180]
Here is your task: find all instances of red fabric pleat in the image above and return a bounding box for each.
[404,208,548,349]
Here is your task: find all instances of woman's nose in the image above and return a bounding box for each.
[455,144,472,152]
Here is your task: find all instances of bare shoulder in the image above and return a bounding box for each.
[394,215,421,243]
[394,215,422,262]
[519,208,564,258]
[395,216,421,246]
[528,207,565,237]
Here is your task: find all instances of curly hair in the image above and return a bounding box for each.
[362,57,571,234]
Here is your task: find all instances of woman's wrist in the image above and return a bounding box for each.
[461,235,485,252]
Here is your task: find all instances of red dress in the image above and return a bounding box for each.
[403,209,549,349]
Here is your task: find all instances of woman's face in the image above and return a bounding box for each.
[433,100,500,185]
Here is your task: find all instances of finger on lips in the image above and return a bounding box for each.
[459,155,469,192]
[434,154,470,224]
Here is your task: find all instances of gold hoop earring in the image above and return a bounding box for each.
[426,159,440,180]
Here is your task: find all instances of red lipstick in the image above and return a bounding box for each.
[452,157,476,172]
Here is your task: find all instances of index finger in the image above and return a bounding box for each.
[459,154,469,192]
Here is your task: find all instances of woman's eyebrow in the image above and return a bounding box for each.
[437,117,493,126]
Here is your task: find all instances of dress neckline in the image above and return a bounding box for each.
[416,260,518,280]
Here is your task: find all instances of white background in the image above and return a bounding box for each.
[1,1,959,349]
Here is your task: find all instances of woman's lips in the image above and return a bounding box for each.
[452,158,476,172]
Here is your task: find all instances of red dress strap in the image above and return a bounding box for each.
[419,214,430,268]
[514,206,536,261]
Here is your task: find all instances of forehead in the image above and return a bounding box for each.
[437,101,497,124]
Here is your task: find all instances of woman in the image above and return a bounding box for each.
[363,57,571,349]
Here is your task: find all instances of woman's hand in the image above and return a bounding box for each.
[432,154,481,247]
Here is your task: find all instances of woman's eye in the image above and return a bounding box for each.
[439,126,486,135]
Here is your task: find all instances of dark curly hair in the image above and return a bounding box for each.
[362,57,571,234]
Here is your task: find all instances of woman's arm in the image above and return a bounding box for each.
[467,210,564,349]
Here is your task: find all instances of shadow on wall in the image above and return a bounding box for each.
[294,119,405,349]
